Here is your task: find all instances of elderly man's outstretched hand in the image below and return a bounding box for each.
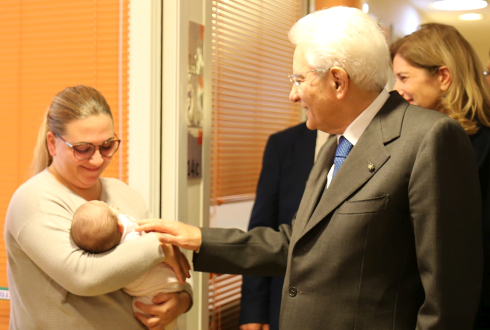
[136,219,202,252]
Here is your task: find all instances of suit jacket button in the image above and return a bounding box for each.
[289,286,297,297]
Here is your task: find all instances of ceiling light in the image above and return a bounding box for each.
[431,0,488,10]
[459,13,484,20]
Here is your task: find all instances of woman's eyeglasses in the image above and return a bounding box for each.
[55,133,121,161]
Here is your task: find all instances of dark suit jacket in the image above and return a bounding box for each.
[471,126,490,330]
[195,92,483,330]
[239,123,316,330]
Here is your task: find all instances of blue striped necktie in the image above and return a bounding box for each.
[332,136,353,178]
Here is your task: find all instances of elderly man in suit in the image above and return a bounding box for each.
[137,6,483,330]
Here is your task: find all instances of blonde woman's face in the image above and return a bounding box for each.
[392,54,444,111]
[50,114,115,190]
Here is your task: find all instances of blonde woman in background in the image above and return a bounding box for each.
[485,49,490,86]
[391,23,490,330]
[4,85,192,330]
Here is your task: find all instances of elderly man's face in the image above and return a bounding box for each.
[289,45,342,134]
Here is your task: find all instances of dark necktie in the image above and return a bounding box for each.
[332,136,353,179]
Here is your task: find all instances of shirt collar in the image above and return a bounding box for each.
[337,89,390,145]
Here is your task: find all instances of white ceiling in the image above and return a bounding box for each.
[405,0,490,65]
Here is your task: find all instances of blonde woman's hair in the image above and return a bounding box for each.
[390,23,490,135]
[31,85,113,175]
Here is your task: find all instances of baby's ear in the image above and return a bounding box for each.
[118,221,124,233]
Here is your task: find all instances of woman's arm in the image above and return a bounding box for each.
[16,212,167,296]
[9,175,190,297]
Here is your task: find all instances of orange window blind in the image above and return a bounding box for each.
[211,0,305,205]
[0,0,129,326]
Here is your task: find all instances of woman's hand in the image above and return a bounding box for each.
[136,219,202,252]
[159,243,191,285]
[134,291,192,330]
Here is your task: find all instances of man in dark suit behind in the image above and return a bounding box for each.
[239,123,321,330]
[137,7,483,329]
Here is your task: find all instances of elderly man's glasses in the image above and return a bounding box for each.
[55,133,121,161]
[288,68,329,86]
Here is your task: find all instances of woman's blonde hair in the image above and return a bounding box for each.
[31,85,113,176]
[390,23,490,135]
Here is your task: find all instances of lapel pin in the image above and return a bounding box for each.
[368,162,375,172]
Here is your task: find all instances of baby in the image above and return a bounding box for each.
[71,200,184,330]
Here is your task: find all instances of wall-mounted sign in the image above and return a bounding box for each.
[187,21,204,179]
[0,287,9,300]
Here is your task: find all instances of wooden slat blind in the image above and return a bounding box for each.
[209,273,243,330]
[211,0,304,203]
[210,0,304,329]
[0,1,129,326]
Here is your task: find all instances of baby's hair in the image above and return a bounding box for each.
[71,202,121,253]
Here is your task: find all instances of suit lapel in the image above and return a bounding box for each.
[293,135,336,235]
[300,92,408,237]
[297,124,317,171]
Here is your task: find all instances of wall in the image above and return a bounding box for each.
[213,201,254,231]
[363,0,424,39]
[450,21,490,67]
[420,10,490,69]
[366,0,489,68]
[129,1,162,217]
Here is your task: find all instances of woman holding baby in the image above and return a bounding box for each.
[4,85,192,330]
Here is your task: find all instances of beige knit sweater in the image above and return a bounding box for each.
[5,169,192,329]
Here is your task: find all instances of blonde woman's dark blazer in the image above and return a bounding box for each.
[194,92,483,330]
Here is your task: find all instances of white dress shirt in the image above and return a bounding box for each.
[326,89,390,188]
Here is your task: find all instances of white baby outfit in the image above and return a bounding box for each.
[119,214,184,330]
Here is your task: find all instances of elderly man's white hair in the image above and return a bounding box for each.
[289,6,390,92]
